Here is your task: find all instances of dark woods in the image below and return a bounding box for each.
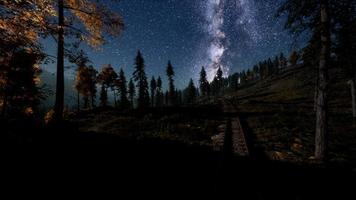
[0,0,355,169]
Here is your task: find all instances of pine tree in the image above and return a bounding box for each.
[166,61,175,105]
[216,67,223,93]
[184,79,197,104]
[150,76,157,107]
[155,76,163,107]
[118,69,129,108]
[267,58,274,76]
[259,61,268,79]
[229,73,239,90]
[253,65,260,80]
[210,67,223,95]
[273,56,280,74]
[240,70,247,85]
[199,66,210,96]
[128,79,135,109]
[278,0,332,161]
[133,51,149,109]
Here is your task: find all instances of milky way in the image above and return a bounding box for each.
[45,0,294,89]
[203,0,227,81]
[200,0,261,81]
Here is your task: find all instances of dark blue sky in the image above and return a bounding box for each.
[43,0,302,89]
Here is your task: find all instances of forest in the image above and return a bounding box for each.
[1,0,356,199]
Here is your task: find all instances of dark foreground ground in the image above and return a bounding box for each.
[2,119,355,199]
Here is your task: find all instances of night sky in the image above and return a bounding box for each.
[44,0,302,89]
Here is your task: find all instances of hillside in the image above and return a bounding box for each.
[225,65,356,163]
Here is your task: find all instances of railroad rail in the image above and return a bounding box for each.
[211,100,249,156]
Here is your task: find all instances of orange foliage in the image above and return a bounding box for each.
[66,0,124,48]
[0,0,124,49]
[0,0,56,46]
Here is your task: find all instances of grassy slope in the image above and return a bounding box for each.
[70,106,224,147]
[226,65,356,163]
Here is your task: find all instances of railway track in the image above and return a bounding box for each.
[212,99,249,156]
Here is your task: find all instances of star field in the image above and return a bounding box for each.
[44,0,299,89]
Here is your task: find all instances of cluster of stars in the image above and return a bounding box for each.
[59,0,295,89]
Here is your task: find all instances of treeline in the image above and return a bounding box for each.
[73,51,299,110]
[73,51,199,111]
[237,52,299,85]
[195,51,299,97]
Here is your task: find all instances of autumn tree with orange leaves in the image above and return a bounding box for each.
[54,0,124,120]
[1,0,124,120]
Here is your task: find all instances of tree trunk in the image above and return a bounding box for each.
[54,0,65,121]
[315,0,330,161]
[314,68,319,112]
[351,78,356,118]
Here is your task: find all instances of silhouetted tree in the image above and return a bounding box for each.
[133,51,149,109]
[166,61,175,105]
[246,69,252,81]
[211,67,223,95]
[150,76,157,107]
[334,1,356,118]
[74,56,97,111]
[99,85,108,107]
[0,1,124,120]
[118,69,129,108]
[184,79,197,104]
[128,79,135,109]
[259,61,267,79]
[240,70,247,85]
[155,76,163,107]
[199,66,210,96]
[253,65,260,80]
[229,73,239,91]
[267,58,274,76]
[97,64,118,106]
[273,56,280,74]
[0,49,44,117]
